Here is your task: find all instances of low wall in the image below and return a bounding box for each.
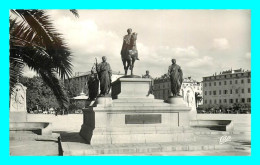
[26,114,251,132]
[196,114,251,125]
[27,114,83,132]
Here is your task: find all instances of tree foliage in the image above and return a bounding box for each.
[20,76,68,110]
[10,9,78,108]
[197,103,251,114]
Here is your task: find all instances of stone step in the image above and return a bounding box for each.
[61,141,234,156]
[94,106,190,111]
[111,102,171,107]
[90,132,196,144]
[93,128,194,135]
[112,98,165,103]
[9,132,60,141]
[94,126,191,133]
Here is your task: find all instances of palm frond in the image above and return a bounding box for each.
[39,69,68,108]
[70,9,79,18]
[10,10,73,79]
[9,10,77,107]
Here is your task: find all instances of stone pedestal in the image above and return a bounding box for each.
[80,78,192,145]
[112,77,154,99]
[96,97,113,107]
[10,83,27,122]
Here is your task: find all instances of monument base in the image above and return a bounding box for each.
[80,78,192,145]
[167,96,186,105]
[121,75,141,78]
[96,97,113,107]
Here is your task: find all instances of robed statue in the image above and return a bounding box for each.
[121,28,139,76]
[87,69,99,100]
[96,56,112,96]
[168,59,183,96]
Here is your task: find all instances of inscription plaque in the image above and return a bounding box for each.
[125,114,161,124]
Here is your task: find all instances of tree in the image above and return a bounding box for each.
[20,75,68,110]
[10,9,78,108]
[65,79,81,98]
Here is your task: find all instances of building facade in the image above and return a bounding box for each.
[64,71,124,97]
[153,76,203,108]
[202,69,251,106]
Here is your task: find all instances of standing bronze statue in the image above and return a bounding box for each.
[87,69,99,100]
[121,28,139,76]
[168,59,183,96]
[96,56,112,96]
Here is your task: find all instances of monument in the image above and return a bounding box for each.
[120,28,139,76]
[94,56,113,106]
[10,83,27,122]
[80,37,193,144]
[182,87,197,120]
[167,59,185,104]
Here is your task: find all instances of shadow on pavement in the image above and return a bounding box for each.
[55,131,87,144]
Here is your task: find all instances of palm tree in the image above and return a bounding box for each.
[10,9,78,108]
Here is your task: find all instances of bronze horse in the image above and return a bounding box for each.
[121,30,138,76]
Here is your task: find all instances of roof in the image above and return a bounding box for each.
[72,92,89,100]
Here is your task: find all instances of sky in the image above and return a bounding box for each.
[22,10,251,81]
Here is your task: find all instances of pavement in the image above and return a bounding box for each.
[60,131,251,156]
[9,114,251,156]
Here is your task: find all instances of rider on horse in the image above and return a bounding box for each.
[121,28,139,76]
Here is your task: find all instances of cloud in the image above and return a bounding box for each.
[245,52,251,59]
[18,10,249,82]
[185,56,213,68]
[51,15,205,78]
[53,17,123,72]
[212,38,230,50]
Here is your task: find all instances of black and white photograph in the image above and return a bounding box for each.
[9,9,251,156]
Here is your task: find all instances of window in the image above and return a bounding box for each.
[241,79,244,84]
[224,90,228,94]
[230,89,232,94]
[219,81,221,86]
[230,80,232,84]
[236,89,239,94]
[224,81,227,85]
[230,99,233,103]
[235,80,238,84]
[213,91,216,95]
[248,79,251,83]
[214,82,216,86]
[205,100,207,104]
[209,91,212,95]
[209,82,211,86]
[205,91,207,95]
[242,98,245,103]
[204,83,207,87]
[248,88,251,93]
[219,90,222,95]
[224,99,227,103]
[242,89,244,93]
[209,100,212,104]
[247,98,251,103]
[236,99,239,103]
[214,100,217,104]
[219,99,222,104]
